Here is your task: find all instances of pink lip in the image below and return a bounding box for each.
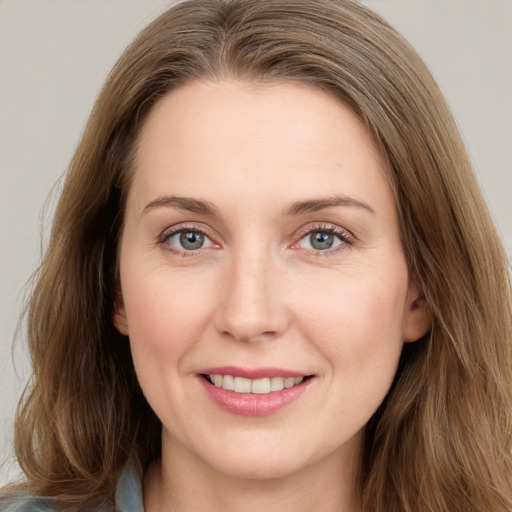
[198,367,313,416]
[200,366,307,379]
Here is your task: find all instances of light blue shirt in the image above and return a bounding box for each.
[1,464,144,511]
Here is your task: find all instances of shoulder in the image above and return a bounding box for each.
[0,495,114,511]
[0,463,142,512]
[0,492,112,511]
[0,495,61,511]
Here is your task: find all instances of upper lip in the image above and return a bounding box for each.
[199,366,310,379]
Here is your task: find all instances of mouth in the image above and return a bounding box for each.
[198,366,315,415]
[201,374,313,394]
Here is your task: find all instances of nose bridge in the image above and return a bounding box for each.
[215,241,287,342]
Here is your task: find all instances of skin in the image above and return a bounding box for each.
[114,80,430,512]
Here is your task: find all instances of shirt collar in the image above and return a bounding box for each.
[115,463,145,512]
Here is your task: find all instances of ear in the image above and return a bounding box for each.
[112,285,129,336]
[402,281,431,343]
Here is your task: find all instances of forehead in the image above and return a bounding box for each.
[129,79,392,215]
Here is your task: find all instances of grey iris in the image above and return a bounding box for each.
[310,231,334,250]
[180,231,204,250]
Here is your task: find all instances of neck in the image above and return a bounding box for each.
[143,433,364,512]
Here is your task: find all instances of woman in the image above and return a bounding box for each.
[2,0,511,510]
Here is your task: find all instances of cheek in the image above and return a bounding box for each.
[121,263,219,360]
[292,265,408,374]
[295,268,408,432]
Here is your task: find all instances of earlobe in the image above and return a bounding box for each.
[112,289,129,336]
[402,283,431,343]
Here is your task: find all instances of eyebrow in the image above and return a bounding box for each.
[142,194,375,217]
[142,196,217,216]
[283,195,375,216]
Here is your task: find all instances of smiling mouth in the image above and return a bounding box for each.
[202,374,312,394]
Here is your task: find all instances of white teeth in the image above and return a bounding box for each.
[234,376,252,393]
[270,377,285,392]
[208,374,305,394]
[284,377,295,388]
[251,378,270,394]
[222,374,234,391]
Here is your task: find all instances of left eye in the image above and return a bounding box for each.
[297,230,344,251]
[166,230,213,251]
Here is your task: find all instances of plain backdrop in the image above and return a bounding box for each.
[1,0,511,484]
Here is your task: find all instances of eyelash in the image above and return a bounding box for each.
[292,223,354,256]
[158,224,219,257]
[157,223,354,256]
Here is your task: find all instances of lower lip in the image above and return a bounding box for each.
[200,377,312,416]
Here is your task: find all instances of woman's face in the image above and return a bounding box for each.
[114,80,429,480]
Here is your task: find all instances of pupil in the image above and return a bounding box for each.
[180,231,204,250]
[310,231,333,250]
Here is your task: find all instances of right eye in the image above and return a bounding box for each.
[163,229,214,251]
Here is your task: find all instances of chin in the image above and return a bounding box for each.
[210,453,307,481]
[195,432,343,483]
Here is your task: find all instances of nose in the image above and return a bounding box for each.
[214,249,289,343]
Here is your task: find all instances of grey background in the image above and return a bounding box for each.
[1,0,511,484]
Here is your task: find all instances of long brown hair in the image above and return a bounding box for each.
[9,0,512,510]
